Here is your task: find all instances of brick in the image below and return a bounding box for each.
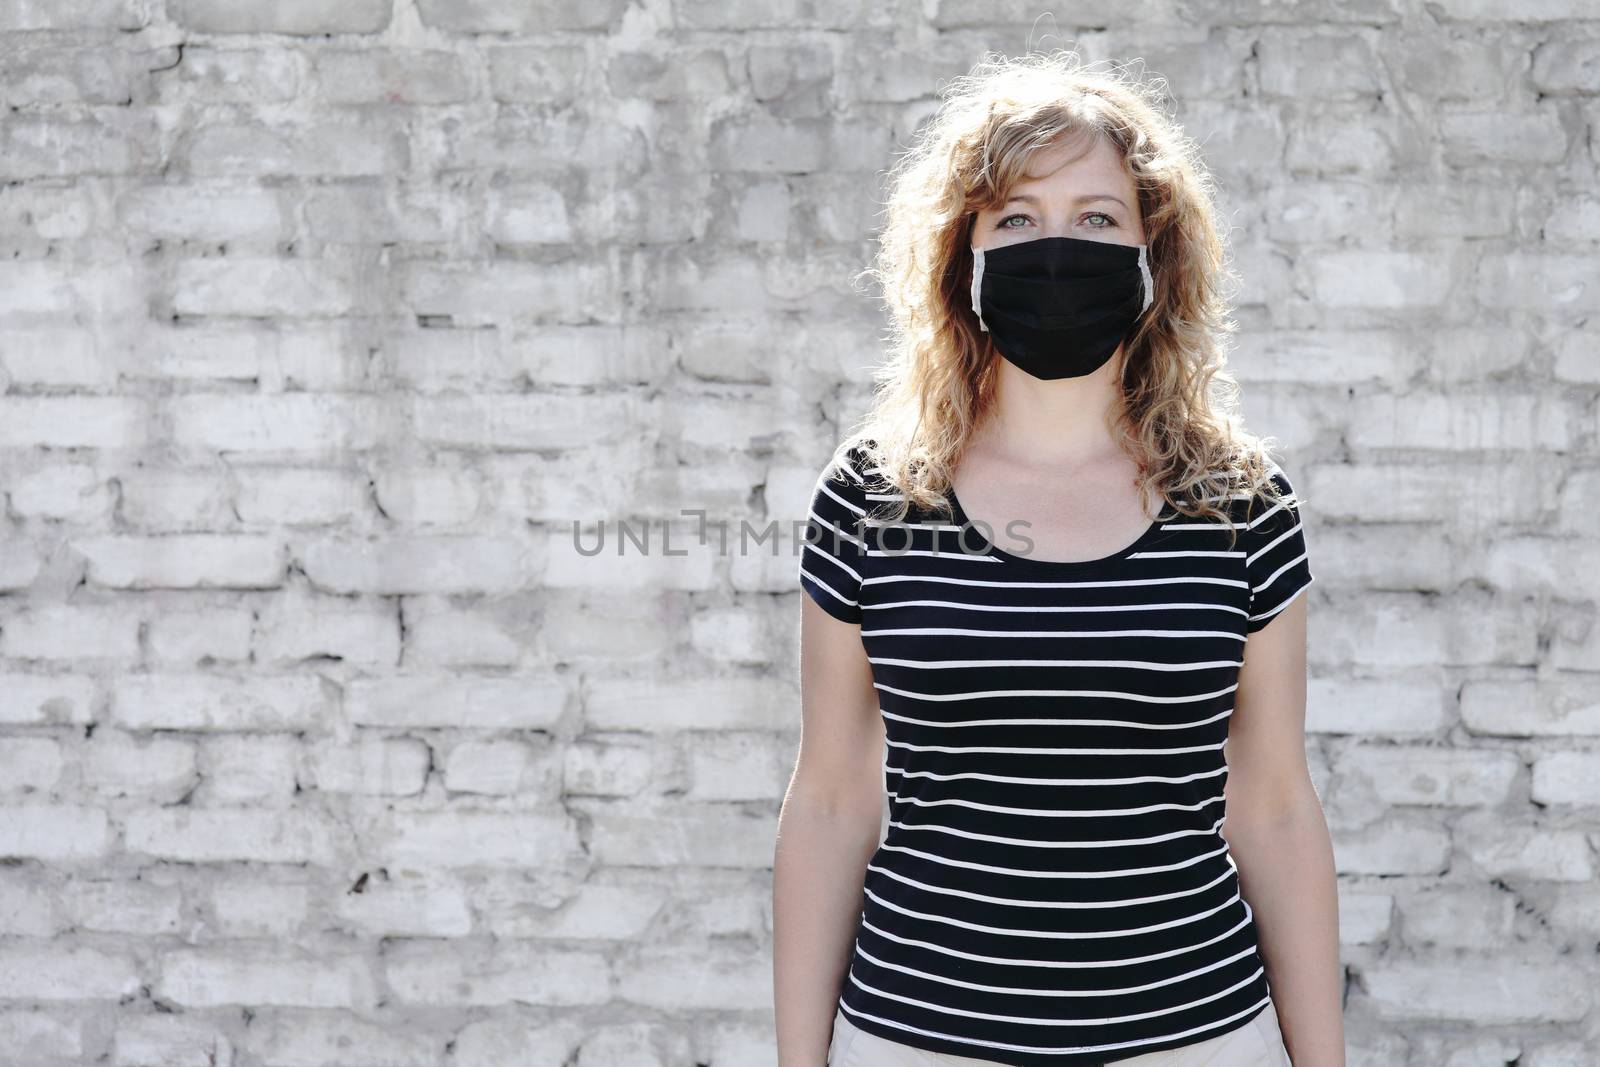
[374,810,583,868]
[74,534,284,589]
[586,806,777,867]
[111,1014,242,1067]
[1337,889,1394,944]
[415,0,629,32]
[1532,40,1600,92]
[124,808,350,864]
[475,876,661,939]
[348,675,566,730]
[333,873,473,937]
[1462,678,1600,737]
[0,0,146,30]
[1345,391,1577,451]
[1434,0,1599,19]
[585,677,791,731]
[0,1010,81,1059]
[1303,250,1453,308]
[156,948,376,1009]
[64,879,183,936]
[0,396,148,448]
[1530,750,1600,804]
[82,732,197,800]
[384,940,608,1005]
[169,0,391,34]
[301,535,537,595]
[197,735,299,803]
[1331,819,1450,875]
[255,596,400,666]
[1455,813,1594,881]
[313,49,471,105]
[1440,106,1568,165]
[114,673,331,732]
[441,739,545,795]
[242,1008,439,1066]
[0,736,65,794]
[1258,33,1382,99]
[563,738,656,797]
[1395,886,1515,947]
[0,114,153,179]
[0,944,140,1000]
[1361,960,1592,1022]
[303,737,431,796]
[613,941,769,1009]
[147,609,255,665]
[2,605,142,662]
[210,879,310,939]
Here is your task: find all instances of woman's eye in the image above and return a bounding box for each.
[995,211,1117,230]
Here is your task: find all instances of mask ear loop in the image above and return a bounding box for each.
[969,246,988,332]
[1125,244,1156,389]
[1137,244,1154,315]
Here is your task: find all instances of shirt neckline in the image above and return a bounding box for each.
[945,487,1171,575]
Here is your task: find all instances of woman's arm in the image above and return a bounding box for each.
[1222,593,1347,1067]
[774,596,884,1067]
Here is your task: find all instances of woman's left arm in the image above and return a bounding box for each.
[1223,593,1346,1067]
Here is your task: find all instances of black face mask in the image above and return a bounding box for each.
[969,235,1155,381]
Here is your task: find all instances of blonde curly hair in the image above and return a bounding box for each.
[832,49,1301,550]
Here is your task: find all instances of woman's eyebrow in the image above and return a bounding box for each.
[1003,193,1128,209]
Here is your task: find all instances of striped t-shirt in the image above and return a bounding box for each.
[798,441,1315,1067]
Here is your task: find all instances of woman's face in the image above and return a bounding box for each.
[971,133,1146,253]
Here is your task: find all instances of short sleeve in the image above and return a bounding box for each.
[1242,467,1315,633]
[798,452,869,624]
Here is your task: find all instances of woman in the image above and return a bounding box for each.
[773,52,1345,1067]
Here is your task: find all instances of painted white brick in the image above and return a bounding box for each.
[124,808,349,865]
[114,673,332,732]
[197,734,299,803]
[374,810,582,869]
[210,879,310,940]
[442,739,542,796]
[111,1014,236,1067]
[82,731,197,800]
[1337,889,1394,945]
[254,595,400,667]
[0,1009,80,1059]
[242,1008,438,1067]
[1530,750,1600,804]
[1336,745,1519,806]
[1395,886,1516,948]
[333,872,473,938]
[156,948,376,1010]
[1332,819,1451,875]
[1462,678,1600,736]
[1361,960,1593,1023]
[0,736,65,794]
[64,878,183,936]
[1454,815,1594,881]
[563,738,656,797]
[348,675,567,730]
[0,943,140,1000]
[383,941,609,1005]
[302,737,431,796]
[0,673,96,726]
[0,805,112,860]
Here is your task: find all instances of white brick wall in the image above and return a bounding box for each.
[0,1,1594,1063]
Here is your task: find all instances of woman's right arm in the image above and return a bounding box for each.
[773,595,884,1067]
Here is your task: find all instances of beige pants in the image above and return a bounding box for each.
[827,1004,1291,1066]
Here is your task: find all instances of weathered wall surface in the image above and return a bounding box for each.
[0,1,1596,1064]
